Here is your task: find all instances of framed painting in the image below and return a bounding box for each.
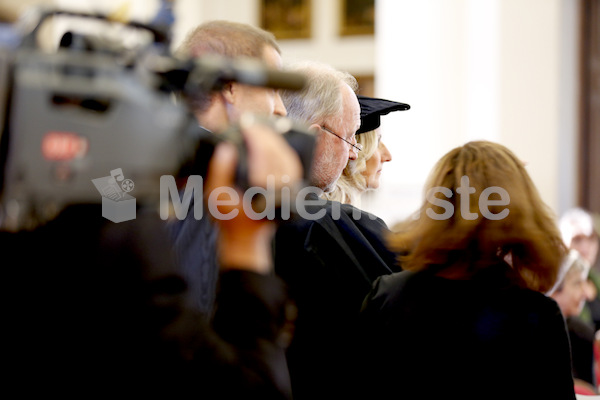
[340,0,375,36]
[260,0,312,39]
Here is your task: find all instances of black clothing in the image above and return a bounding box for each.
[586,295,600,331]
[584,262,600,332]
[357,267,577,400]
[169,126,221,315]
[169,197,220,315]
[273,193,399,398]
[3,205,292,398]
[566,316,596,387]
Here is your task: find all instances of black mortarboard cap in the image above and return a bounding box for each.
[357,95,410,134]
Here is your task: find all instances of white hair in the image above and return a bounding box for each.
[281,60,358,127]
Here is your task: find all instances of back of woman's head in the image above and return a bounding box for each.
[389,140,566,292]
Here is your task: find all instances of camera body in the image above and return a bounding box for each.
[0,9,313,229]
[1,38,197,228]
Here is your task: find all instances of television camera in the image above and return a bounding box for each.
[0,9,313,230]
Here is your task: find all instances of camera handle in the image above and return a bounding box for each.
[18,8,170,50]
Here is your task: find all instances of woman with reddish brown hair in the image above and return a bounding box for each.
[356,141,575,399]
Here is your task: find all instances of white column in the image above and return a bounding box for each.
[365,0,578,226]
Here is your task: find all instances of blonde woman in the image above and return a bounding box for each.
[323,95,407,205]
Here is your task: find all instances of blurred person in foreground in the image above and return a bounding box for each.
[357,140,574,399]
[273,61,409,398]
[0,11,301,397]
[323,95,408,206]
[2,118,301,398]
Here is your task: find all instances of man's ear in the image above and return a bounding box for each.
[308,123,322,135]
[221,82,236,104]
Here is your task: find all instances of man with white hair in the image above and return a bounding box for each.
[272,60,407,398]
[280,61,361,192]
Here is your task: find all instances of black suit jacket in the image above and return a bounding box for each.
[357,267,577,400]
[566,316,596,386]
[273,193,399,398]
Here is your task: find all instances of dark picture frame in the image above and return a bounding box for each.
[340,0,375,36]
[260,0,312,39]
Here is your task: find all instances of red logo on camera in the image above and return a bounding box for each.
[41,131,89,161]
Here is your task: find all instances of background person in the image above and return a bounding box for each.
[549,250,596,389]
[357,140,575,400]
[560,207,600,331]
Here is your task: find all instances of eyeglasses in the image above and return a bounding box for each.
[320,125,363,153]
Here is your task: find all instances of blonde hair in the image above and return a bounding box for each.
[389,140,566,293]
[323,130,378,204]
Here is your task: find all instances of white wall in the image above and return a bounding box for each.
[362,0,579,226]
[172,0,258,49]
